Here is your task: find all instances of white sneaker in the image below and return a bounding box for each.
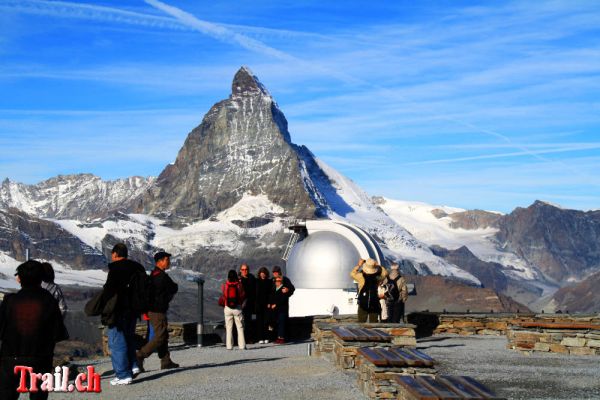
[264,340,270,344]
[110,377,132,386]
[132,367,140,376]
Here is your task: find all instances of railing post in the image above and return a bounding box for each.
[186,275,205,347]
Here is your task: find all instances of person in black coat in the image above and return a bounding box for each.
[136,251,179,371]
[255,267,272,344]
[238,263,256,343]
[268,271,294,344]
[0,260,69,400]
[102,243,146,385]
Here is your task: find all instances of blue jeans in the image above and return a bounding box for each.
[108,315,139,379]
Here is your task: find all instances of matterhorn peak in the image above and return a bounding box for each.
[231,66,270,98]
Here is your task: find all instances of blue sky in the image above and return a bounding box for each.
[0,0,599,212]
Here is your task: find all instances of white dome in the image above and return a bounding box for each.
[286,230,359,289]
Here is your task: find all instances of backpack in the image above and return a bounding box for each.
[385,277,400,303]
[357,273,381,313]
[127,270,152,314]
[225,281,241,308]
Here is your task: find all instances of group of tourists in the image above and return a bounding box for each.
[220,264,295,349]
[0,244,409,397]
[351,258,409,323]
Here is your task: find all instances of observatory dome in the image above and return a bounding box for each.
[286,230,359,289]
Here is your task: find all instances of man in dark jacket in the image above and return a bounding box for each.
[102,243,146,385]
[136,251,179,371]
[269,266,295,344]
[271,265,295,297]
[0,260,69,400]
[238,263,256,343]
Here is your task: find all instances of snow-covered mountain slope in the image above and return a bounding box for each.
[0,251,106,291]
[299,155,480,284]
[1,174,155,221]
[54,194,289,260]
[376,198,538,281]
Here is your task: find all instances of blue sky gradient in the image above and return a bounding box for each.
[1,0,599,212]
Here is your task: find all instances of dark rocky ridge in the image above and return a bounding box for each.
[495,201,600,284]
[0,208,105,269]
[132,67,318,222]
[430,244,545,309]
[550,270,600,313]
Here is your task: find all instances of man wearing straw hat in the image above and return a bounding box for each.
[350,258,388,323]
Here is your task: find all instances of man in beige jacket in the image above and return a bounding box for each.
[386,263,409,323]
[350,258,388,322]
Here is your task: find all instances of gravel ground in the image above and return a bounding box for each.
[418,334,600,400]
[65,342,364,400]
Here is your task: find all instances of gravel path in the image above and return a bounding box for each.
[418,334,600,400]
[66,342,364,400]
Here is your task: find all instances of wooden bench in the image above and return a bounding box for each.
[332,327,394,369]
[394,375,504,400]
[332,326,393,342]
[355,347,438,398]
[357,347,435,368]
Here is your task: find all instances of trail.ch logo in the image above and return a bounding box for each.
[14,365,101,393]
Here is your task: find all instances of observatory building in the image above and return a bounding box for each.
[283,220,385,317]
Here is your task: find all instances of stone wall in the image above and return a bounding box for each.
[507,323,600,356]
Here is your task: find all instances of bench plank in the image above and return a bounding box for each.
[370,328,393,341]
[374,348,408,367]
[357,347,389,367]
[389,348,424,367]
[332,327,357,340]
[404,348,435,367]
[346,327,369,341]
[416,376,462,400]
[437,376,485,399]
[394,375,440,400]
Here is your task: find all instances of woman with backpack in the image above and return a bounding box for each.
[350,258,388,323]
[221,269,247,350]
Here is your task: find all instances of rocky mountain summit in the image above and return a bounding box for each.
[133,67,317,223]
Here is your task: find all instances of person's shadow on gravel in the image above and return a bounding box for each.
[132,357,286,384]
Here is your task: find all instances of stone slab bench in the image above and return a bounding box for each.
[394,375,504,400]
[355,347,437,399]
[312,320,416,357]
[333,327,394,369]
[507,322,600,356]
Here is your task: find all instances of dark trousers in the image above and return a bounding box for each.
[276,311,287,339]
[357,306,379,323]
[255,307,269,341]
[388,301,406,323]
[0,356,52,400]
[139,312,169,360]
[242,307,254,343]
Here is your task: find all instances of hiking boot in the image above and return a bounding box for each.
[135,351,145,374]
[160,357,180,370]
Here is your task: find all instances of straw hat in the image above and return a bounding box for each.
[362,258,379,274]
